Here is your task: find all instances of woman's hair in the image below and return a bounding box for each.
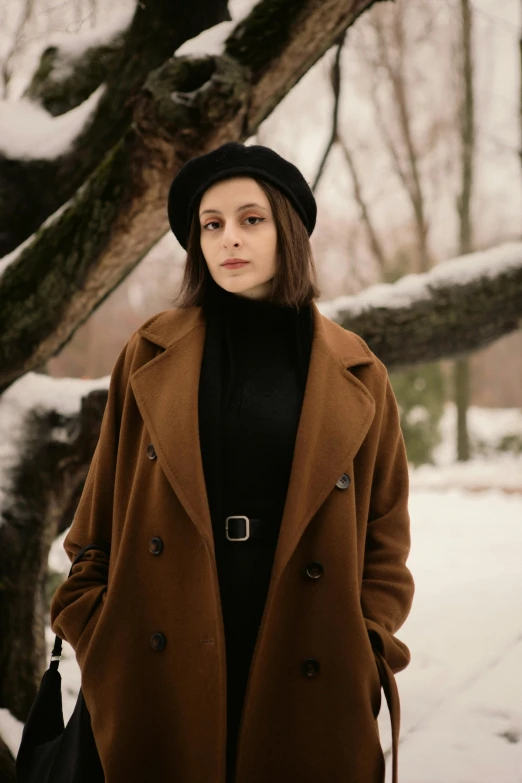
[169,178,321,309]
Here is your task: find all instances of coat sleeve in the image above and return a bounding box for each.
[360,369,415,675]
[49,331,139,670]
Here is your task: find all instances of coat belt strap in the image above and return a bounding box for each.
[373,649,401,783]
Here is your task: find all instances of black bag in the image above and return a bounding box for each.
[16,544,107,782]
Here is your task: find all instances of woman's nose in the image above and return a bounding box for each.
[222,222,241,247]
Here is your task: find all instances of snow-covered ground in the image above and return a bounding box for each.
[1,400,521,782]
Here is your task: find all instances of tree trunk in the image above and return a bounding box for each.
[454,356,470,462]
[453,0,475,462]
[0,390,107,721]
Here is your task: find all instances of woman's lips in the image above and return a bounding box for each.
[222,262,249,269]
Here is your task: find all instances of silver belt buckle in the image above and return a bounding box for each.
[226,515,250,541]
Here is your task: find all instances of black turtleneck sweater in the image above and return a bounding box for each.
[197,275,314,779]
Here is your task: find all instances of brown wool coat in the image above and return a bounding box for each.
[50,300,415,783]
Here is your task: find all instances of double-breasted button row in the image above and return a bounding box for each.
[147,473,348,667]
[300,477,348,678]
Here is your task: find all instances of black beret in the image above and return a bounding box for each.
[167,141,317,250]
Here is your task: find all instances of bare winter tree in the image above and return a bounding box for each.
[313,0,478,463]
[312,29,389,274]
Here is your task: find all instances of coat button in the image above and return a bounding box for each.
[335,473,351,489]
[302,658,320,677]
[147,444,157,460]
[305,562,324,579]
[149,537,163,555]
[150,632,166,652]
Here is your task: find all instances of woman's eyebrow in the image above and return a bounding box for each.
[199,202,267,216]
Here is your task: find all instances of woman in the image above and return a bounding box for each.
[50,141,415,783]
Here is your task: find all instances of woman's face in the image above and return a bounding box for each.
[198,176,277,300]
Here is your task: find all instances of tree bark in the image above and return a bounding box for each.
[0,0,384,396]
[0,0,232,258]
[23,31,126,116]
[328,242,522,370]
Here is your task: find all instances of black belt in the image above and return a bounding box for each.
[224,515,278,544]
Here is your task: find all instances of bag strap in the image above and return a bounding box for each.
[373,648,401,783]
[50,544,108,671]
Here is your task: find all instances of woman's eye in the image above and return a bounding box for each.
[202,216,264,231]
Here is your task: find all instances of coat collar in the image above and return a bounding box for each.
[130,301,375,589]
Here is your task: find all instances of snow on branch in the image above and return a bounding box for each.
[318,241,522,370]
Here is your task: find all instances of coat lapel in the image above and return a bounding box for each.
[130,301,375,583]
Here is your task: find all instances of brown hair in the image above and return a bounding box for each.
[169,178,321,311]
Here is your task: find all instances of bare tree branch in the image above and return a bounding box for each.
[328,242,522,370]
[369,3,430,271]
[312,29,347,192]
[337,134,388,271]
[313,23,388,270]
